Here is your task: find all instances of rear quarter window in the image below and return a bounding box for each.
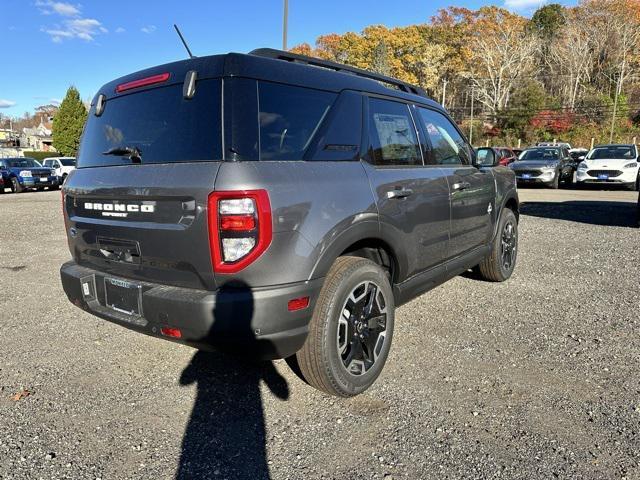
[258,82,337,160]
[78,79,222,167]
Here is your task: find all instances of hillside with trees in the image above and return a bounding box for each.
[291,0,640,148]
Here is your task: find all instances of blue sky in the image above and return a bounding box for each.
[0,0,575,118]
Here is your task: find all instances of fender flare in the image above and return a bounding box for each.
[307,217,406,282]
[493,191,519,238]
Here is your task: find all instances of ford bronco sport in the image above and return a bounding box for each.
[60,49,519,397]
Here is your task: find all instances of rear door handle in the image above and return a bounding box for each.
[386,188,413,199]
[452,181,471,191]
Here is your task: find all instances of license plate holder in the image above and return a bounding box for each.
[104,277,142,317]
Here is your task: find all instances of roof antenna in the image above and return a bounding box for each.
[173,24,195,59]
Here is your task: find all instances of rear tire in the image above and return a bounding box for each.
[478,208,518,282]
[295,256,394,397]
[10,177,23,193]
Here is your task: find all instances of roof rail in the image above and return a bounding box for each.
[249,48,428,98]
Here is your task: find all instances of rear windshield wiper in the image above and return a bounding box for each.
[102,146,142,163]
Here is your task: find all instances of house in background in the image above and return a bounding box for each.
[21,120,56,152]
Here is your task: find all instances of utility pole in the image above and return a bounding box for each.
[609,73,622,144]
[441,79,448,108]
[282,0,289,51]
[610,40,626,144]
[469,86,474,145]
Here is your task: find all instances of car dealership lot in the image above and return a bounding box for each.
[0,188,638,479]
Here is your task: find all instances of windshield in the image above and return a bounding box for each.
[60,158,76,166]
[588,146,635,160]
[7,158,41,168]
[518,148,559,161]
[78,80,222,167]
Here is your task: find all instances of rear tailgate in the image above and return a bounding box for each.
[64,65,225,291]
[64,162,220,290]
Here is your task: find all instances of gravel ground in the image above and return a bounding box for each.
[0,187,638,480]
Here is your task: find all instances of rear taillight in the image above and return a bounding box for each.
[208,190,272,274]
[61,188,66,221]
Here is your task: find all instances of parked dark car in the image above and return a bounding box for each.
[0,157,59,193]
[512,148,523,158]
[509,146,574,188]
[60,48,519,397]
[0,174,4,193]
[569,148,588,162]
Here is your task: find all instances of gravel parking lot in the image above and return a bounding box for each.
[0,187,638,480]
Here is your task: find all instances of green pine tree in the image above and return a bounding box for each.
[52,86,87,156]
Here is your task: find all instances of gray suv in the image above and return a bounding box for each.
[60,49,519,397]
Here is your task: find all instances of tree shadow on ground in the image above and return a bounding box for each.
[520,200,639,228]
[176,282,290,480]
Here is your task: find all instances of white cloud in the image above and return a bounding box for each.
[141,25,156,34]
[50,98,62,106]
[36,1,81,17]
[43,18,107,42]
[504,0,547,12]
[0,100,17,109]
[37,0,107,42]
[115,26,125,33]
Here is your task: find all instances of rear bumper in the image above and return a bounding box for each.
[60,261,323,359]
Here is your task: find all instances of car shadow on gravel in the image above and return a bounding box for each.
[176,282,290,480]
[520,200,639,228]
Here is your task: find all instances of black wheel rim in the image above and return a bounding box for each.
[337,281,388,376]
[501,220,517,271]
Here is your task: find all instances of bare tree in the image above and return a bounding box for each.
[467,21,540,119]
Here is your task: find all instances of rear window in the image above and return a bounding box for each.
[78,79,221,167]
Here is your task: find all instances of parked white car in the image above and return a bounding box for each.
[42,157,76,182]
[576,144,639,190]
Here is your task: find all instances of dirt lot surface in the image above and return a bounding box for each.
[0,187,638,479]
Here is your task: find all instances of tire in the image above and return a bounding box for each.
[477,208,518,282]
[10,177,23,193]
[294,256,395,397]
[549,171,560,189]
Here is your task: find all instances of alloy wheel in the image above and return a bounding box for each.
[337,281,388,376]
[501,220,517,270]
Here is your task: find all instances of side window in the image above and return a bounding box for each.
[258,82,336,160]
[418,107,471,166]
[304,91,362,161]
[367,98,422,166]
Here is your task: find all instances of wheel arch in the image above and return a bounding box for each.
[308,221,406,286]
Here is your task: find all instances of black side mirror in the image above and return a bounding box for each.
[475,148,496,167]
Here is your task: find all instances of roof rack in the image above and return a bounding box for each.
[250,48,428,98]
